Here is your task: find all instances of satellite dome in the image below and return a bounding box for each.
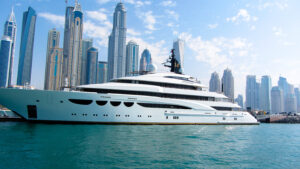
[147,63,157,73]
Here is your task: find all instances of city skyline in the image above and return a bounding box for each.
[1,0,300,97]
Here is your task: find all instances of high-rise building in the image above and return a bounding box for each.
[80,38,93,84]
[235,94,244,109]
[271,86,284,114]
[107,2,127,81]
[0,36,12,87]
[209,72,221,93]
[44,28,62,90]
[86,47,98,84]
[17,7,37,86]
[295,88,300,113]
[65,2,83,87]
[173,39,184,74]
[286,93,297,113]
[221,68,234,101]
[260,75,272,113]
[44,48,63,91]
[62,5,74,84]
[246,75,260,111]
[97,61,107,83]
[4,8,17,86]
[125,40,139,76]
[139,49,152,73]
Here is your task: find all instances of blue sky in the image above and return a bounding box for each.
[1,0,299,98]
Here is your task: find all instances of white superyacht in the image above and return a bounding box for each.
[0,51,258,125]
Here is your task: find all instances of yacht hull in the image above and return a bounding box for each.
[0,88,259,125]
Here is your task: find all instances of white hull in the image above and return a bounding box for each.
[0,88,259,125]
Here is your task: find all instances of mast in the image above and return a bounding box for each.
[163,49,181,74]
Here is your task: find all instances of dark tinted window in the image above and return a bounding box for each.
[212,107,232,111]
[69,99,93,105]
[111,101,121,106]
[124,102,134,107]
[137,103,191,109]
[96,100,107,106]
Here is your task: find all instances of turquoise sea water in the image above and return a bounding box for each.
[0,123,300,169]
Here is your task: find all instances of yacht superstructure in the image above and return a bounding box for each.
[0,72,258,124]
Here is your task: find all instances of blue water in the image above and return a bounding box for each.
[0,123,300,169]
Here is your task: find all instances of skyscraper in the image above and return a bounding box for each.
[17,7,37,86]
[44,28,63,90]
[97,61,107,83]
[139,49,152,73]
[80,39,93,84]
[0,36,12,87]
[294,88,300,113]
[86,47,98,84]
[271,86,284,114]
[65,2,83,87]
[235,94,244,109]
[44,48,63,91]
[62,5,74,84]
[173,39,184,74]
[4,8,17,86]
[125,40,139,76]
[221,68,234,101]
[286,93,297,113]
[260,75,272,113]
[246,75,260,111]
[209,72,221,93]
[107,2,127,81]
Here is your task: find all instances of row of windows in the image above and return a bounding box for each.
[112,79,201,91]
[80,88,215,102]
[68,99,191,109]
[70,113,156,118]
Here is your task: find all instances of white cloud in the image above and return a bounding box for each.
[165,10,179,21]
[39,13,65,28]
[139,11,156,31]
[258,1,288,10]
[86,10,108,22]
[83,20,111,47]
[272,26,287,37]
[127,28,141,36]
[250,25,256,30]
[178,32,253,68]
[160,0,176,7]
[208,23,218,29]
[226,9,257,23]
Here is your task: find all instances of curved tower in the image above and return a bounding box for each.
[139,49,152,73]
[17,7,37,86]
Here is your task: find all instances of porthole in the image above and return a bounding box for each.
[124,102,134,107]
[234,117,237,120]
[96,100,107,106]
[111,101,121,106]
[223,117,226,120]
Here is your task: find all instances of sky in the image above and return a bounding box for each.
[1,0,300,99]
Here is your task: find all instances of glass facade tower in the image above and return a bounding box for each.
[17,7,37,86]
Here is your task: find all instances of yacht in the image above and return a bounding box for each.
[0,71,258,124]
